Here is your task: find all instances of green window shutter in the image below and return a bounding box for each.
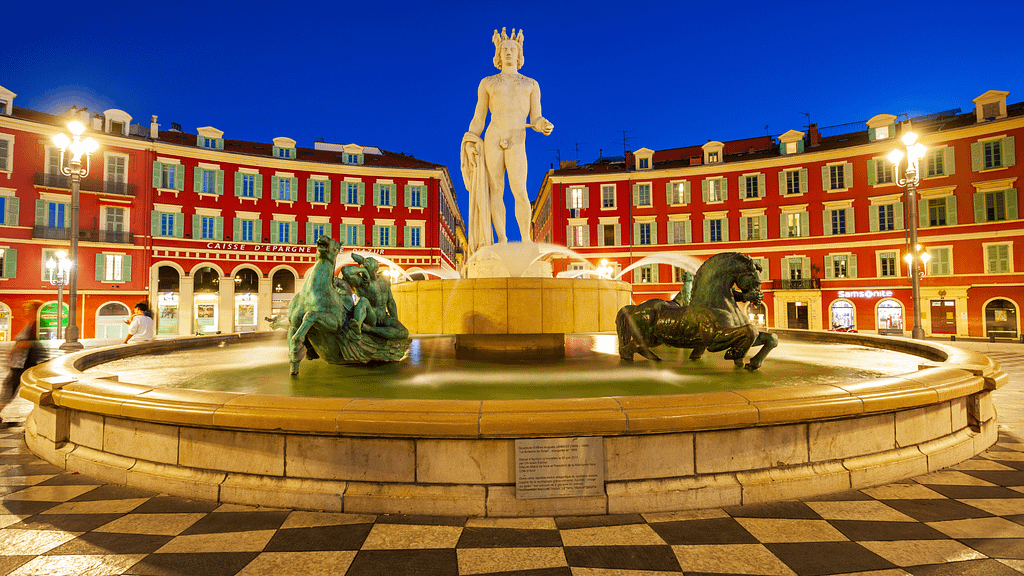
[421,184,428,207]
[846,208,855,234]
[233,218,240,240]
[306,178,313,203]
[324,222,333,239]
[652,222,658,244]
[869,204,879,232]
[3,197,17,226]
[701,180,709,202]
[847,255,857,278]
[799,169,808,193]
[357,154,364,165]
[192,214,200,239]
[987,246,998,273]
[800,212,809,237]
[389,225,397,246]
[404,226,410,245]
[151,211,160,236]
[779,214,787,236]
[801,257,811,280]
[152,161,162,188]
[216,216,224,240]
[216,170,224,195]
[919,198,929,228]
[722,218,729,242]
[757,174,765,197]
[234,172,242,197]
[651,264,659,283]
[780,257,789,279]
[372,225,380,247]
[271,220,279,243]
[196,135,204,147]
[722,178,728,201]
[1008,188,1018,219]
[1004,136,1016,167]
[797,140,804,153]
[194,169,201,194]
[867,159,876,185]
[759,215,767,239]
[633,223,640,244]
[291,177,298,198]
[255,174,263,199]
[174,214,184,238]
[844,163,853,188]
[95,253,106,281]
[944,146,956,175]
[894,201,904,229]
[35,199,45,226]
[272,146,280,157]
[973,192,985,223]
[255,220,263,242]
[632,184,639,206]
[1,247,15,278]
[824,255,834,279]
[306,222,312,243]
[823,211,832,236]
[216,138,223,150]
[683,181,690,204]
[358,182,365,204]
[373,183,380,206]
[821,166,830,190]
[324,179,331,204]
[946,195,958,225]
[666,182,673,204]
[778,171,786,194]
[123,255,132,281]
[684,220,691,244]
[702,219,709,242]
[290,222,297,245]
[970,142,982,172]
[739,216,748,240]
[868,127,876,141]
[404,184,411,207]
[270,176,279,200]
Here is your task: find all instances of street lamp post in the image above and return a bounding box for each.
[46,251,72,340]
[52,121,98,350]
[888,132,928,340]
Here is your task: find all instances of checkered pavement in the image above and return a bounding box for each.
[1,340,1023,575]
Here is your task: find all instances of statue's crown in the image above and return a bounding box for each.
[492,27,523,51]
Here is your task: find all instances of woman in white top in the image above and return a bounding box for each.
[123,302,155,344]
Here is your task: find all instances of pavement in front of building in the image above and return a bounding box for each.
[0,340,1021,575]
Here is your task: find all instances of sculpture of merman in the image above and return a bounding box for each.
[287,235,409,375]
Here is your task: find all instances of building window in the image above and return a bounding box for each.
[161,164,179,189]
[786,213,802,238]
[240,174,255,197]
[159,213,175,237]
[378,226,391,246]
[102,254,124,282]
[786,170,802,195]
[880,251,898,277]
[635,184,651,207]
[829,165,846,189]
[874,125,890,140]
[708,219,722,242]
[203,137,217,149]
[105,206,124,233]
[874,161,893,184]
[984,190,1007,221]
[409,185,423,207]
[639,158,649,169]
[926,149,945,177]
[240,220,254,242]
[278,178,291,201]
[831,255,848,278]
[347,183,360,205]
[408,227,422,247]
[638,265,653,283]
[789,258,803,280]
[346,224,361,245]
[48,202,66,228]
[200,216,215,240]
[878,204,895,231]
[277,147,292,158]
[603,224,616,246]
[986,244,1010,273]
[377,184,393,206]
[984,140,1002,169]
[107,156,126,184]
[570,187,584,209]
[745,217,761,240]
[278,221,291,244]
[312,180,326,203]
[0,138,10,172]
[928,198,947,226]
[345,153,360,164]
[638,222,651,245]
[311,223,325,241]
[200,169,217,195]
[707,179,724,202]
[928,247,951,275]
[707,152,719,163]
[830,209,847,234]
[602,185,615,208]
[572,225,585,247]
[744,175,759,198]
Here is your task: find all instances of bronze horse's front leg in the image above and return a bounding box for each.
[289,310,344,375]
[745,330,779,370]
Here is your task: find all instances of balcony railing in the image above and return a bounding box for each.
[773,278,821,290]
[35,172,136,197]
[32,225,134,244]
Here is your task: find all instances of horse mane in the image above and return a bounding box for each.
[690,252,757,302]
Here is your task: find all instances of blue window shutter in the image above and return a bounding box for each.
[151,211,160,236]
[152,161,162,188]
[270,176,279,200]
[234,172,242,197]
[174,214,184,238]
[95,253,106,281]
[216,170,224,195]
[1,248,15,278]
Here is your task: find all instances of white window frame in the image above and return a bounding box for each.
[103,152,129,184]
[635,182,652,207]
[601,184,616,209]
[0,133,13,174]
[876,249,900,278]
[706,177,725,203]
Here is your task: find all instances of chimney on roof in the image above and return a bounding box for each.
[170,122,181,132]
[690,156,702,165]
[808,123,820,147]
[599,148,603,160]
[91,113,102,131]
[150,116,159,139]
[559,160,577,169]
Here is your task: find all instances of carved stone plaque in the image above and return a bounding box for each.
[515,437,604,499]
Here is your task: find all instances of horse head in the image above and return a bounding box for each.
[315,235,343,262]
[693,252,764,306]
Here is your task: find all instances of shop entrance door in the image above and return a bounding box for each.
[985,299,1019,338]
[786,302,808,329]
[930,300,956,334]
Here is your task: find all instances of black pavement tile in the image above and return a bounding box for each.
[0,556,34,576]
[127,552,260,576]
[2,463,63,476]
[554,514,645,530]
[724,501,822,519]
[563,545,681,572]
[472,569,571,576]
[1005,514,1024,526]
[345,549,459,576]
[34,473,104,486]
[46,532,174,555]
[801,490,874,502]
[905,558,1024,576]
[960,470,1024,487]
[130,496,221,514]
[177,510,291,535]
[0,500,60,516]
[828,519,950,541]
[0,453,46,465]
[67,484,157,502]
[962,538,1024,559]
[991,460,1024,472]
[766,541,896,576]
[10,512,125,532]
[456,527,562,548]
[649,517,758,545]
[375,514,466,527]
[880,499,994,522]
[263,523,374,552]
[922,484,1024,500]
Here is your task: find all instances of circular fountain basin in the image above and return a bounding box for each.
[20,330,1007,517]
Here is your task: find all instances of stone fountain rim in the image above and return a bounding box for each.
[20,330,1006,440]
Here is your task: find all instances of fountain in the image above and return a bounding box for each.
[15,27,1009,517]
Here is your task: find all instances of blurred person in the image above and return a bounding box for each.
[1,300,44,425]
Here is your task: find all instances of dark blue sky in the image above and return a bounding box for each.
[7,0,1022,241]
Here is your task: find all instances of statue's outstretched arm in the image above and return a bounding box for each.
[530,79,553,135]
[468,79,490,136]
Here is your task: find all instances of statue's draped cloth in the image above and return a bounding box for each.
[461,131,491,253]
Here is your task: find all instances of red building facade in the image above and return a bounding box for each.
[534,90,1021,339]
[0,85,460,341]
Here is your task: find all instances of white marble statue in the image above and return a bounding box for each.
[461,28,554,253]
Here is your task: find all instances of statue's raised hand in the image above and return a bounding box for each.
[532,117,554,136]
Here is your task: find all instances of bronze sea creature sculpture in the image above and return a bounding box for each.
[287,235,410,375]
[616,252,778,370]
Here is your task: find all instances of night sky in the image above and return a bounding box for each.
[6,0,1022,241]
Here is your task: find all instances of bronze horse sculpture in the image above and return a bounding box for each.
[287,235,409,375]
[616,252,778,370]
